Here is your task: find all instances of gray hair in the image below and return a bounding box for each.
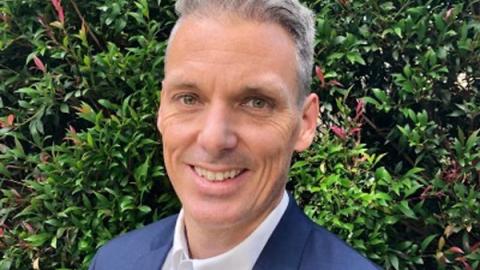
[169,0,316,99]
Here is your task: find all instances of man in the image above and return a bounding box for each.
[89,0,380,269]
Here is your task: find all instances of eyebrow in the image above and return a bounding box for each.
[165,81,199,91]
[164,72,290,99]
[241,78,290,100]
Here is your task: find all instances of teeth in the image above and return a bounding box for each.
[194,166,242,181]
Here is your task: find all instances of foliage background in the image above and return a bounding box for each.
[0,0,479,269]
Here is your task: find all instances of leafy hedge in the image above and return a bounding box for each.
[1,0,479,269]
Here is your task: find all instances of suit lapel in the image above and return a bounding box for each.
[135,245,172,270]
[253,195,312,270]
[134,215,177,270]
[131,199,313,270]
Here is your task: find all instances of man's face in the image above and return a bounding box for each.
[158,15,318,232]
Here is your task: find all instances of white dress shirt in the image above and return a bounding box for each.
[161,191,289,270]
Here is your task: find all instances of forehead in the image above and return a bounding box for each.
[164,15,298,97]
[166,14,297,62]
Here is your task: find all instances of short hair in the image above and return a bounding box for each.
[168,0,316,99]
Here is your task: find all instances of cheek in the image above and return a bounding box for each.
[243,113,300,153]
[159,111,197,167]
[240,113,300,175]
[161,109,197,140]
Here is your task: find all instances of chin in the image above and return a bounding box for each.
[184,199,250,228]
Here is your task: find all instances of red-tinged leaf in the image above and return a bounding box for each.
[331,125,347,140]
[68,125,76,134]
[420,185,433,200]
[51,0,64,24]
[33,56,46,73]
[471,241,480,251]
[7,114,14,126]
[329,80,344,88]
[58,8,65,24]
[460,260,472,270]
[11,188,21,198]
[350,127,361,134]
[444,8,453,21]
[315,65,326,88]
[40,152,50,163]
[448,246,464,254]
[0,227,3,237]
[356,99,365,117]
[65,125,81,145]
[23,222,34,234]
[51,0,60,11]
[338,0,349,8]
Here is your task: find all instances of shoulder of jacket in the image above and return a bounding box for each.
[94,214,178,263]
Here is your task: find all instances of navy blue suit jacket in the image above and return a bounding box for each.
[89,197,381,269]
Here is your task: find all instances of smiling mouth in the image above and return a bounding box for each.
[192,166,244,182]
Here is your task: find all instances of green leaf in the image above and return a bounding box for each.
[389,254,400,270]
[346,52,366,65]
[87,133,95,148]
[24,233,50,247]
[94,192,110,207]
[120,196,135,212]
[375,192,392,201]
[372,88,388,103]
[361,96,380,107]
[394,27,403,38]
[403,64,412,78]
[134,156,150,183]
[375,167,392,182]
[138,205,151,214]
[466,129,479,151]
[421,234,438,251]
[98,99,118,110]
[13,137,25,157]
[398,201,417,219]
[51,236,58,249]
[60,103,69,113]
[0,260,13,270]
[0,162,12,177]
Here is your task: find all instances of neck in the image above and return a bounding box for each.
[183,196,283,259]
[184,220,253,259]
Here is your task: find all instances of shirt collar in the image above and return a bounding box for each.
[169,191,289,270]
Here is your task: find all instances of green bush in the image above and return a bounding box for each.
[291,1,480,269]
[0,0,179,269]
[1,0,479,269]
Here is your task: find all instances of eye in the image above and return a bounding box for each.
[175,93,199,105]
[244,97,270,109]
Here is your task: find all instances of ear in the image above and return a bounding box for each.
[156,83,166,135]
[294,93,319,152]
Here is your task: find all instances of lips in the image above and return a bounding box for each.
[193,166,243,181]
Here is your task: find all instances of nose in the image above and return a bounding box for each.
[197,104,238,156]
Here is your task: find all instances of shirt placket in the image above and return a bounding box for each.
[178,259,194,270]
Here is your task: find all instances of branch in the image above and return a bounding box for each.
[69,0,103,50]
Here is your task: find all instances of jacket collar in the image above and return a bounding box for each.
[253,193,312,270]
[133,214,177,269]
[135,194,311,270]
